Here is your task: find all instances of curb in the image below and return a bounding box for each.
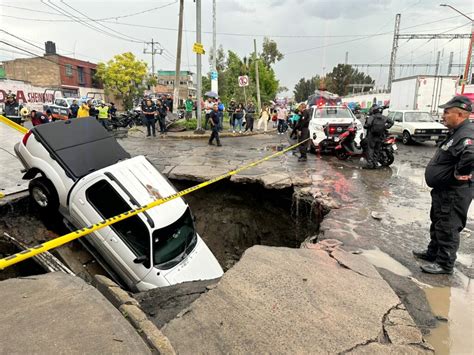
[127,126,278,140]
[93,275,176,355]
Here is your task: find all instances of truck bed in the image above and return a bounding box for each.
[31,117,130,181]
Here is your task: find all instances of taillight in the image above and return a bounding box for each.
[329,126,336,134]
[22,131,32,145]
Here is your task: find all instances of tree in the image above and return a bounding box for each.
[325,64,374,96]
[95,52,149,109]
[293,76,322,102]
[260,37,284,67]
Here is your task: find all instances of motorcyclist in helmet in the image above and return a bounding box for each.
[363,104,393,169]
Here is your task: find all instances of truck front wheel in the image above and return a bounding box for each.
[29,177,59,211]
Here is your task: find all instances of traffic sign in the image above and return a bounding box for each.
[238,75,249,87]
[210,71,218,80]
[193,42,205,55]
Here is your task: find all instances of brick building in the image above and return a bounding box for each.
[155,70,196,104]
[3,41,103,98]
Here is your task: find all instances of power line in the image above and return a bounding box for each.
[40,0,144,44]
[0,2,178,21]
[3,10,473,39]
[60,0,146,44]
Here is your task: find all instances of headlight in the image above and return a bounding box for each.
[415,129,426,133]
[442,129,448,134]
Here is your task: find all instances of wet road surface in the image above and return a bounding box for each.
[119,132,472,354]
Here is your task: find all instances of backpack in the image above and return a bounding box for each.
[369,115,386,135]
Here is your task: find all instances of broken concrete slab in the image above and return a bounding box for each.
[0,272,151,354]
[162,245,431,354]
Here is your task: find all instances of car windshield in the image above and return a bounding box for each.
[152,207,197,269]
[404,112,433,122]
[312,107,353,119]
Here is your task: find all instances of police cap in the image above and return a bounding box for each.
[439,95,472,112]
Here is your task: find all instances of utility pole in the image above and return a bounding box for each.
[144,39,159,76]
[254,39,261,114]
[448,51,454,75]
[388,14,401,91]
[173,0,184,113]
[211,0,218,95]
[194,0,204,133]
[345,51,348,65]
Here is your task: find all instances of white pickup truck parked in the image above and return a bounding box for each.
[14,117,223,291]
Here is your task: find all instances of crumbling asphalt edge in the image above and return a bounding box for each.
[93,275,176,355]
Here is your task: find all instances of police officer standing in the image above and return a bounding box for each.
[363,105,392,169]
[295,103,310,162]
[413,96,474,274]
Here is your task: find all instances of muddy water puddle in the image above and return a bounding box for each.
[424,283,473,355]
[361,248,412,277]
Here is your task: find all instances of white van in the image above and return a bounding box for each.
[15,117,223,291]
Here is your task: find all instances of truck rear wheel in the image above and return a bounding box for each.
[29,177,59,212]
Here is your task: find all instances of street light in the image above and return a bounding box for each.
[440,4,473,94]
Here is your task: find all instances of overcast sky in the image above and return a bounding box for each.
[1,0,473,95]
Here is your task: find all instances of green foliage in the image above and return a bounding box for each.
[260,37,284,67]
[293,76,322,102]
[95,52,149,110]
[203,48,280,107]
[173,118,197,130]
[325,64,374,96]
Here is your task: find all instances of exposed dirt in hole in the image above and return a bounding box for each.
[0,197,105,282]
[173,180,322,270]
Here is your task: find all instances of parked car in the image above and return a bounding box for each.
[14,117,223,291]
[309,105,364,152]
[387,110,449,145]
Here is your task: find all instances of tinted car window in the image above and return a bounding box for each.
[86,180,150,259]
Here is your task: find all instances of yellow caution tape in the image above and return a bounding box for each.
[0,115,29,134]
[0,138,310,270]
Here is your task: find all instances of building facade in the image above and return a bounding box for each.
[2,41,103,98]
[155,70,196,104]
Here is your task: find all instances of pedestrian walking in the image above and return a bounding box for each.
[257,104,270,132]
[208,104,222,146]
[276,105,288,134]
[233,103,244,134]
[295,103,310,162]
[245,102,256,133]
[413,96,474,274]
[185,95,194,120]
[142,99,157,137]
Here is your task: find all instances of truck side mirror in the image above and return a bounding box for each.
[133,255,148,264]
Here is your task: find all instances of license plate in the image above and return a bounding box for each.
[431,136,438,140]
[392,144,398,151]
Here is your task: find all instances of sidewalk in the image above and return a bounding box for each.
[127,125,278,139]
[0,273,151,354]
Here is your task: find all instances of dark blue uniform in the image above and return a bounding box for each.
[142,104,156,137]
[208,110,221,146]
[424,119,474,270]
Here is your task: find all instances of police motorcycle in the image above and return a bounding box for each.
[334,123,397,166]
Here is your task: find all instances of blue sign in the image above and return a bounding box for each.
[210,71,218,80]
